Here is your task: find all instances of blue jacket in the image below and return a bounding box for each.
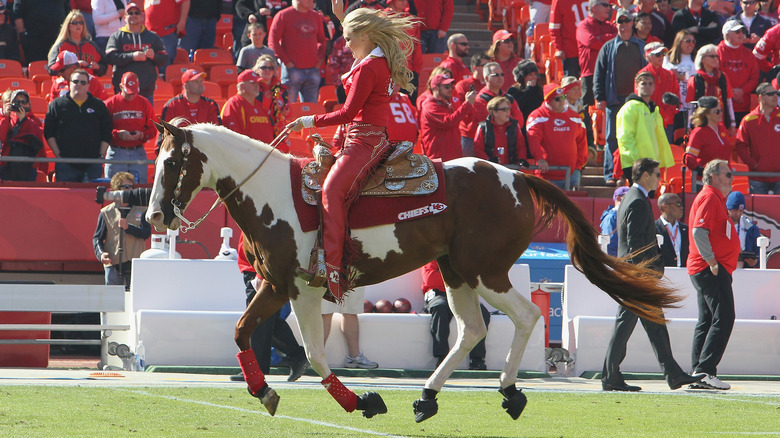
[600,205,618,257]
[738,214,761,256]
[593,35,647,106]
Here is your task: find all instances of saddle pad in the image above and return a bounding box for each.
[290,157,448,233]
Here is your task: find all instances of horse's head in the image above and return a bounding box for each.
[146,120,210,232]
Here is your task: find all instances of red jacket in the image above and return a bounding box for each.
[416,0,454,32]
[638,63,679,126]
[103,94,156,148]
[550,0,590,59]
[735,106,780,183]
[144,0,186,38]
[386,92,418,143]
[221,95,275,143]
[47,40,106,77]
[453,76,481,104]
[717,42,759,113]
[421,261,445,293]
[268,7,327,69]
[752,22,780,71]
[576,15,617,77]
[473,118,527,164]
[496,54,520,94]
[684,123,731,170]
[420,95,473,161]
[526,103,588,180]
[439,56,471,82]
[464,86,523,140]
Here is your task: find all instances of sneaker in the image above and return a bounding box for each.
[690,374,730,390]
[229,372,245,382]
[468,359,487,370]
[345,353,379,369]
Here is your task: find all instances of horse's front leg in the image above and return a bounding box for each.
[290,287,388,418]
[235,279,288,416]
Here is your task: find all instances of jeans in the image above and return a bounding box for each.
[748,179,780,194]
[281,65,321,103]
[94,36,110,54]
[690,265,735,376]
[461,137,475,157]
[549,169,581,190]
[180,17,218,53]
[83,13,96,44]
[55,162,103,182]
[160,32,179,77]
[105,146,149,184]
[563,57,580,78]
[105,261,132,290]
[604,103,622,181]
[420,30,446,54]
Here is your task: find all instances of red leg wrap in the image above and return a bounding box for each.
[237,349,267,395]
[322,373,357,412]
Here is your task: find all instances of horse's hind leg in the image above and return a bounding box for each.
[290,288,387,418]
[478,284,541,420]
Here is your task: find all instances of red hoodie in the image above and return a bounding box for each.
[717,41,759,113]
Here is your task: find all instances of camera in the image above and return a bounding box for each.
[96,186,153,207]
[9,102,22,112]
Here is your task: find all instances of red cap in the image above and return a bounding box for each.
[543,82,565,101]
[126,3,141,12]
[181,68,206,84]
[431,74,455,87]
[121,71,140,94]
[492,29,513,45]
[237,69,261,84]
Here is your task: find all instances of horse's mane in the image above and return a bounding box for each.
[183,122,292,159]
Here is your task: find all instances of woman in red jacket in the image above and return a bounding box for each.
[287,7,414,298]
[684,96,731,179]
[473,96,527,168]
[46,10,107,77]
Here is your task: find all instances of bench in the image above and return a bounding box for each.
[0,284,130,368]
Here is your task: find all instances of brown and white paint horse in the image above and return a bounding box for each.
[147,120,679,421]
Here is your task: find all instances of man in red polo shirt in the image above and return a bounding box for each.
[160,69,221,126]
[420,74,476,161]
[221,69,276,145]
[687,159,740,390]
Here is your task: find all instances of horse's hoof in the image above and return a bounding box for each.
[249,386,280,416]
[358,391,387,418]
[501,390,527,420]
[412,398,438,423]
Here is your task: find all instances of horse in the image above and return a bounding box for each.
[146,120,679,422]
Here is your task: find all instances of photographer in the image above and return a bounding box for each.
[0,90,44,181]
[92,172,151,289]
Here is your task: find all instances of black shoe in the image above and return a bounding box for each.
[230,372,245,382]
[602,382,642,392]
[287,356,310,382]
[468,359,487,370]
[668,373,706,390]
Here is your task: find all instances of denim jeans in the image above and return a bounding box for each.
[160,32,179,77]
[105,146,149,184]
[549,169,582,190]
[55,162,103,182]
[748,179,780,194]
[604,103,622,181]
[461,137,475,157]
[180,17,218,53]
[420,30,446,54]
[281,65,321,103]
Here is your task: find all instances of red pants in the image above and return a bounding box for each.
[321,124,389,296]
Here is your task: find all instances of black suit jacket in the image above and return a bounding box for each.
[655,218,689,268]
[617,186,664,273]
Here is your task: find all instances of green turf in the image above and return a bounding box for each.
[1,386,778,437]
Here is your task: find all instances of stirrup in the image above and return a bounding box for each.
[295,246,327,287]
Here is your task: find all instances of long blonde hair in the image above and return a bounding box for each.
[342,9,415,93]
[53,10,91,46]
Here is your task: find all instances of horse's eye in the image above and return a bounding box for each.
[164,159,177,168]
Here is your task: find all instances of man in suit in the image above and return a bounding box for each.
[602,158,704,392]
[656,193,689,267]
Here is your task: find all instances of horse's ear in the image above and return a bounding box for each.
[161,119,185,138]
[154,121,165,134]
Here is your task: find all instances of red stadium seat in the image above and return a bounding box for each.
[155,81,175,98]
[27,60,49,78]
[0,59,24,78]
[202,80,223,99]
[193,48,234,72]
[0,77,37,94]
[174,47,189,65]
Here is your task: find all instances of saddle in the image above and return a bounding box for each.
[300,135,439,206]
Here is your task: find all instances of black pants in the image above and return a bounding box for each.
[602,305,685,386]
[243,271,305,374]
[689,265,735,376]
[563,57,580,78]
[424,291,491,360]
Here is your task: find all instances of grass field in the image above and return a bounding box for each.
[1,385,779,437]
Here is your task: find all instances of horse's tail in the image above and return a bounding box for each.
[522,174,681,323]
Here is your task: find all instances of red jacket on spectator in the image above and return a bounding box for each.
[717,41,759,114]
[47,39,106,77]
[684,123,731,170]
[439,55,470,82]
[268,6,327,70]
[103,93,156,148]
[0,112,47,177]
[526,103,588,180]
[576,15,617,77]
[416,0,454,32]
[638,63,679,126]
[496,54,520,94]
[144,0,186,38]
[386,92,418,143]
[550,0,589,59]
[221,95,276,143]
[453,76,481,104]
[735,106,780,183]
[420,95,473,161]
[465,85,523,140]
[71,0,92,12]
[473,117,527,165]
[752,22,780,71]
[421,260,445,293]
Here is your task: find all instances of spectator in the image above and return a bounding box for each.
[488,30,520,94]
[322,294,379,369]
[344,0,383,15]
[234,0,272,53]
[222,69,275,143]
[725,190,761,268]
[103,71,155,183]
[684,96,731,177]
[561,76,594,151]
[655,0,675,24]
[268,0,327,103]
[602,158,704,392]
[633,12,661,45]
[253,55,289,139]
[72,0,97,38]
[421,261,490,370]
[0,3,20,61]
[636,0,675,47]
[525,0,552,58]
[506,59,543,126]
[416,66,451,110]
[686,44,737,135]
[48,50,107,103]
[756,0,779,26]
[44,69,113,182]
[385,91,418,143]
[656,192,688,267]
[180,0,222,54]
[527,83,588,189]
[420,73,476,161]
[416,0,453,54]
[594,9,647,185]
[638,42,680,140]
[92,171,151,289]
[91,0,126,53]
[236,21,274,73]
[600,186,630,257]
[13,0,70,63]
[474,96,527,168]
[453,53,489,105]
[727,0,773,50]
[616,71,675,185]
[664,30,697,115]
[718,21,759,125]
[672,0,722,53]
[439,33,470,82]
[160,68,221,126]
[735,82,780,194]
[550,0,588,77]
[144,0,190,73]
[687,159,740,390]
[326,34,355,103]
[384,0,422,101]
[0,90,44,181]
[752,22,780,73]
[47,9,107,77]
[467,62,525,157]
[105,3,167,103]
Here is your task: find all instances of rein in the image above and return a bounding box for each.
[171,127,291,233]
